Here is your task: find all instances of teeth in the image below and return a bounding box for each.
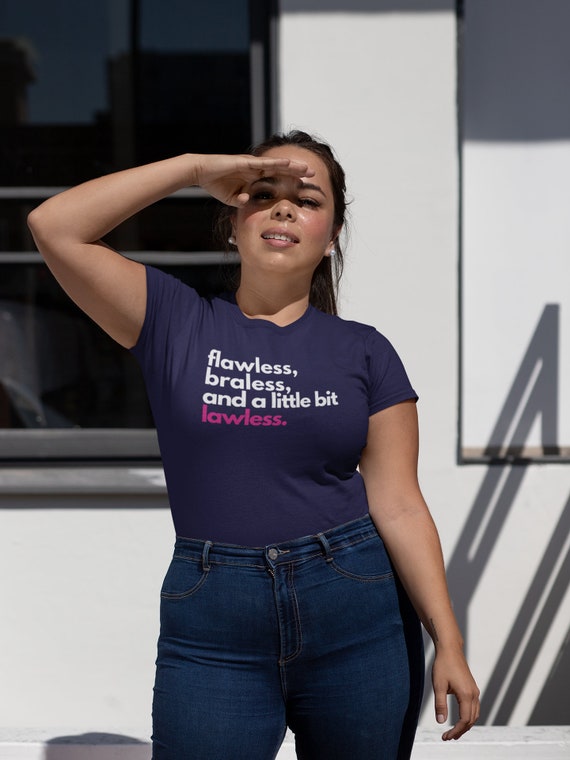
[263,233,296,242]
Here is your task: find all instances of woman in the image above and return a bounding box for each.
[28,131,479,759]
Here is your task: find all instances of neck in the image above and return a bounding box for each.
[235,276,311,327]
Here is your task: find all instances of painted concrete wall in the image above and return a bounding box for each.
[278,0,569,727]
[0,0,568,743]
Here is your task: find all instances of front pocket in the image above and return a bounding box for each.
[327,536,394,583]
[160,556,210,599]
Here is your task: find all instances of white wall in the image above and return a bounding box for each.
[279,0,569,728]
[0,0,568,742]
[462,0,570,457]
[0,478,172,736]
[279,1,460,482]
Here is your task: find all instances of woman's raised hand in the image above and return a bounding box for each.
[194,154,315,207]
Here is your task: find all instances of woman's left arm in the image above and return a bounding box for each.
[359,399,480,741]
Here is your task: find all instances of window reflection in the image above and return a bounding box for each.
[0,0,264,457]
[0,262,237,432]
[0,0,251,185]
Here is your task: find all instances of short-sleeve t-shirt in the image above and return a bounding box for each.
[131,265,417,546]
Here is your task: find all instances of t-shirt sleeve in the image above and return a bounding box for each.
[130,264,203,374]
[365,329,418,415]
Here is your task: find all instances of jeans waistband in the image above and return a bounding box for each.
[173,514,378,568]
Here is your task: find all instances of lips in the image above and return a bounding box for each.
[261,229,299,244]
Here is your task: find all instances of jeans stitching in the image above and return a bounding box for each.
[281,563,303,664]
[160,569,210,599]
[328,563,394,583]
[173,554,267,570]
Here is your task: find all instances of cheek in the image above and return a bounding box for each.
[235,208,261,237]
[302,213,334,242]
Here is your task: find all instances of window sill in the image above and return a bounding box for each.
[0,466,166,496]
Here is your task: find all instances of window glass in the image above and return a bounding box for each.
[0,0,270,460]
[0,0,251,186]
[0,261,235,434]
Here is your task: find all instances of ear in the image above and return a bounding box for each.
[325,226,342,257]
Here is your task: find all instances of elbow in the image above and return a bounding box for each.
[27,202,61,256]
[27,203,49,242]
[26,205,41,235]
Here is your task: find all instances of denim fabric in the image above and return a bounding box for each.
[152,515,424,760]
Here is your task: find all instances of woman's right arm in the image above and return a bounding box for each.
[27,152,313,348]
[27,155,202,348]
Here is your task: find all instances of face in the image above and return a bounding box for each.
[232,145,338,282]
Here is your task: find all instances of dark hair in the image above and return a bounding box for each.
[216,130,347,315]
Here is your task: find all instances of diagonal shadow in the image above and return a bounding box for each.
[529,613,570,724]
[483,304,559,458]
[480,495,570,723]
[421,305,566,722]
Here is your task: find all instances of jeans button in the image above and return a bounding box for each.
[268,548,279,560]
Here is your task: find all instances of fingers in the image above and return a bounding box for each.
[225,155,315,207]
[441,687,481,741]
[197,152,316,208]
[244,155,315,179]
[434,686,448,727]
[235,192,250,207]
[432,655,480,742]
[441,711,477,741]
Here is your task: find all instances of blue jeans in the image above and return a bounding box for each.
[152,515,424,759]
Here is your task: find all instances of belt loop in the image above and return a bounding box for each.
[317,532,333,562]
[202,541,213,572]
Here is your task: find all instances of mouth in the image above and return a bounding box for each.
[261,230,299,244]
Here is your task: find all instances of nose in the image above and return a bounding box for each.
[271,198,296,221]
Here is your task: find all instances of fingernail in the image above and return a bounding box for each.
[437,714,446,723]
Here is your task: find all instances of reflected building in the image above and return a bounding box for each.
[0,37,35,124]
[0,0,272,458]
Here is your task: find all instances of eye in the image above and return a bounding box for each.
[251,190,275,202]
[299,197,320,208]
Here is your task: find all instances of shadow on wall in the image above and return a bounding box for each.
[44,733,150,760]
[463,0,570,141]
[422,304,570,725]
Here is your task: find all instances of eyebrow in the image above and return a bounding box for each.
[250,176,327,197]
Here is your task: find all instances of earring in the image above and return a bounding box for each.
[228,236,236,246]
[329,248,336,257]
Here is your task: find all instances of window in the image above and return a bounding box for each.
[459,0,570,462]
[0,0,276,461]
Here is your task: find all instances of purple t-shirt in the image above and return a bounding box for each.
[131,265,417,545]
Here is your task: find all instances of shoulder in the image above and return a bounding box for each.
[132,265,233,356]
[311,309,417,409]
[311,308,394,352]
[144,264,228,315]
[144,264,195,301]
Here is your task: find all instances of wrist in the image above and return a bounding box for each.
[180,153,202,188]
[433,638,465,656]
[428,616,464,652]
